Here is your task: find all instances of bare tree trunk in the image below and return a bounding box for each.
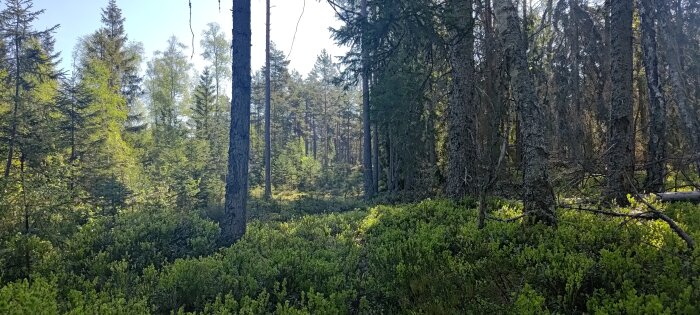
[304,100,310,156]
[658,0,700,173]
[263,0,272,199]
[312,116,317,159]
[604,0,634,206]
[446,0,478,199]
[639,0,666,192]
[496,0,556,225]
[222,0,251,245]
[568,0,585,162]
[322,95,329,168]
[361,0,374,199]
[373,123,379,193]
[20,153,30,279]
[5,24,21,178]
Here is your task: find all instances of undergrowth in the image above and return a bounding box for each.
[1,198,699,314]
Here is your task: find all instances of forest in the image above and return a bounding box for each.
[0,0,699,313]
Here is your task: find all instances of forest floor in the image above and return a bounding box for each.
[1,192,700,314]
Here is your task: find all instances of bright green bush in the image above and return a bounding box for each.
[0,278,58,315]
[61,205,219,294]
[152,211,365,313]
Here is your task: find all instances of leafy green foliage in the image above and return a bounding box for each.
[0,278,58,315]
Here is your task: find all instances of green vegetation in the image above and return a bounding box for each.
[1,0,699,313]
[2,199,698,314]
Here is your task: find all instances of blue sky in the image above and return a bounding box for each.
[32,0,346,77]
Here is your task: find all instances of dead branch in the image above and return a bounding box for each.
[633,194,696,251]
[653,191,700,203]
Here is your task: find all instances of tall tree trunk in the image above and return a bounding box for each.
[323,95,329,168]
[20,153,30,279]
[446,0,478,199]
[5,22,21,178]
[222,0,251,245]
[496,0,556,225]
[373,123,380,193]
[264,0,272,199]
[361,0,374,199]
[312,116,317,159]
[658,0,700,173]
[604,0,634,206]
[427,78,438,184]
[568,0,585,162]
[639,0,666,192]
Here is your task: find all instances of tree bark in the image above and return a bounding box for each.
[658,0,700,174]
[568,0,585,161]
[361,0,374,199]
[496,0,556,225]
[639,0,666,193]
[373,123,380,193]
[446,0,478,199]
[264,0,272,199]
[222,0,251,246]
[604,0,634,206]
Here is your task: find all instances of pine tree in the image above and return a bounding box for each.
[495,0,556,225]
[445,0,478,198]
[360,0,374,199]
[223,0,251,245]
[84,0,144,131]
[192,67,216,142]
[604,0,634,205]
[0,0,58,177]
[639,0,666,192]
[264,0,271,199]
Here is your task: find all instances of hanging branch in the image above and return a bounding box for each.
[287,0,307,59]
[189,0,195,58]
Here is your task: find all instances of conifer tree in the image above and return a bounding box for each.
[0,0,58,177]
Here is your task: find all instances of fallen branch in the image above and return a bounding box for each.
[559,204,655,220]
[653,191,700,203]
[618,174,697,251]
[561,202,695,251]
[633,194,695,251]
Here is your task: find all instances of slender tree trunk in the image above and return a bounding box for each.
[427,79,438,183]
[222,0,251,245]
[373,123,379,193]
[312,116,317,159]
[604,0,634,206]
[323,95,329,168]
[264,0,272,199]
[361,0,374,199]
[496,0,556,225]
[446,0,477,199]
[20,153,30,279]
[639,0,666,192]
[602,0,612,146]
[658,0,700,173]
[5,25,21,178]
[304,100,310,156]
[386,129,394,192]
